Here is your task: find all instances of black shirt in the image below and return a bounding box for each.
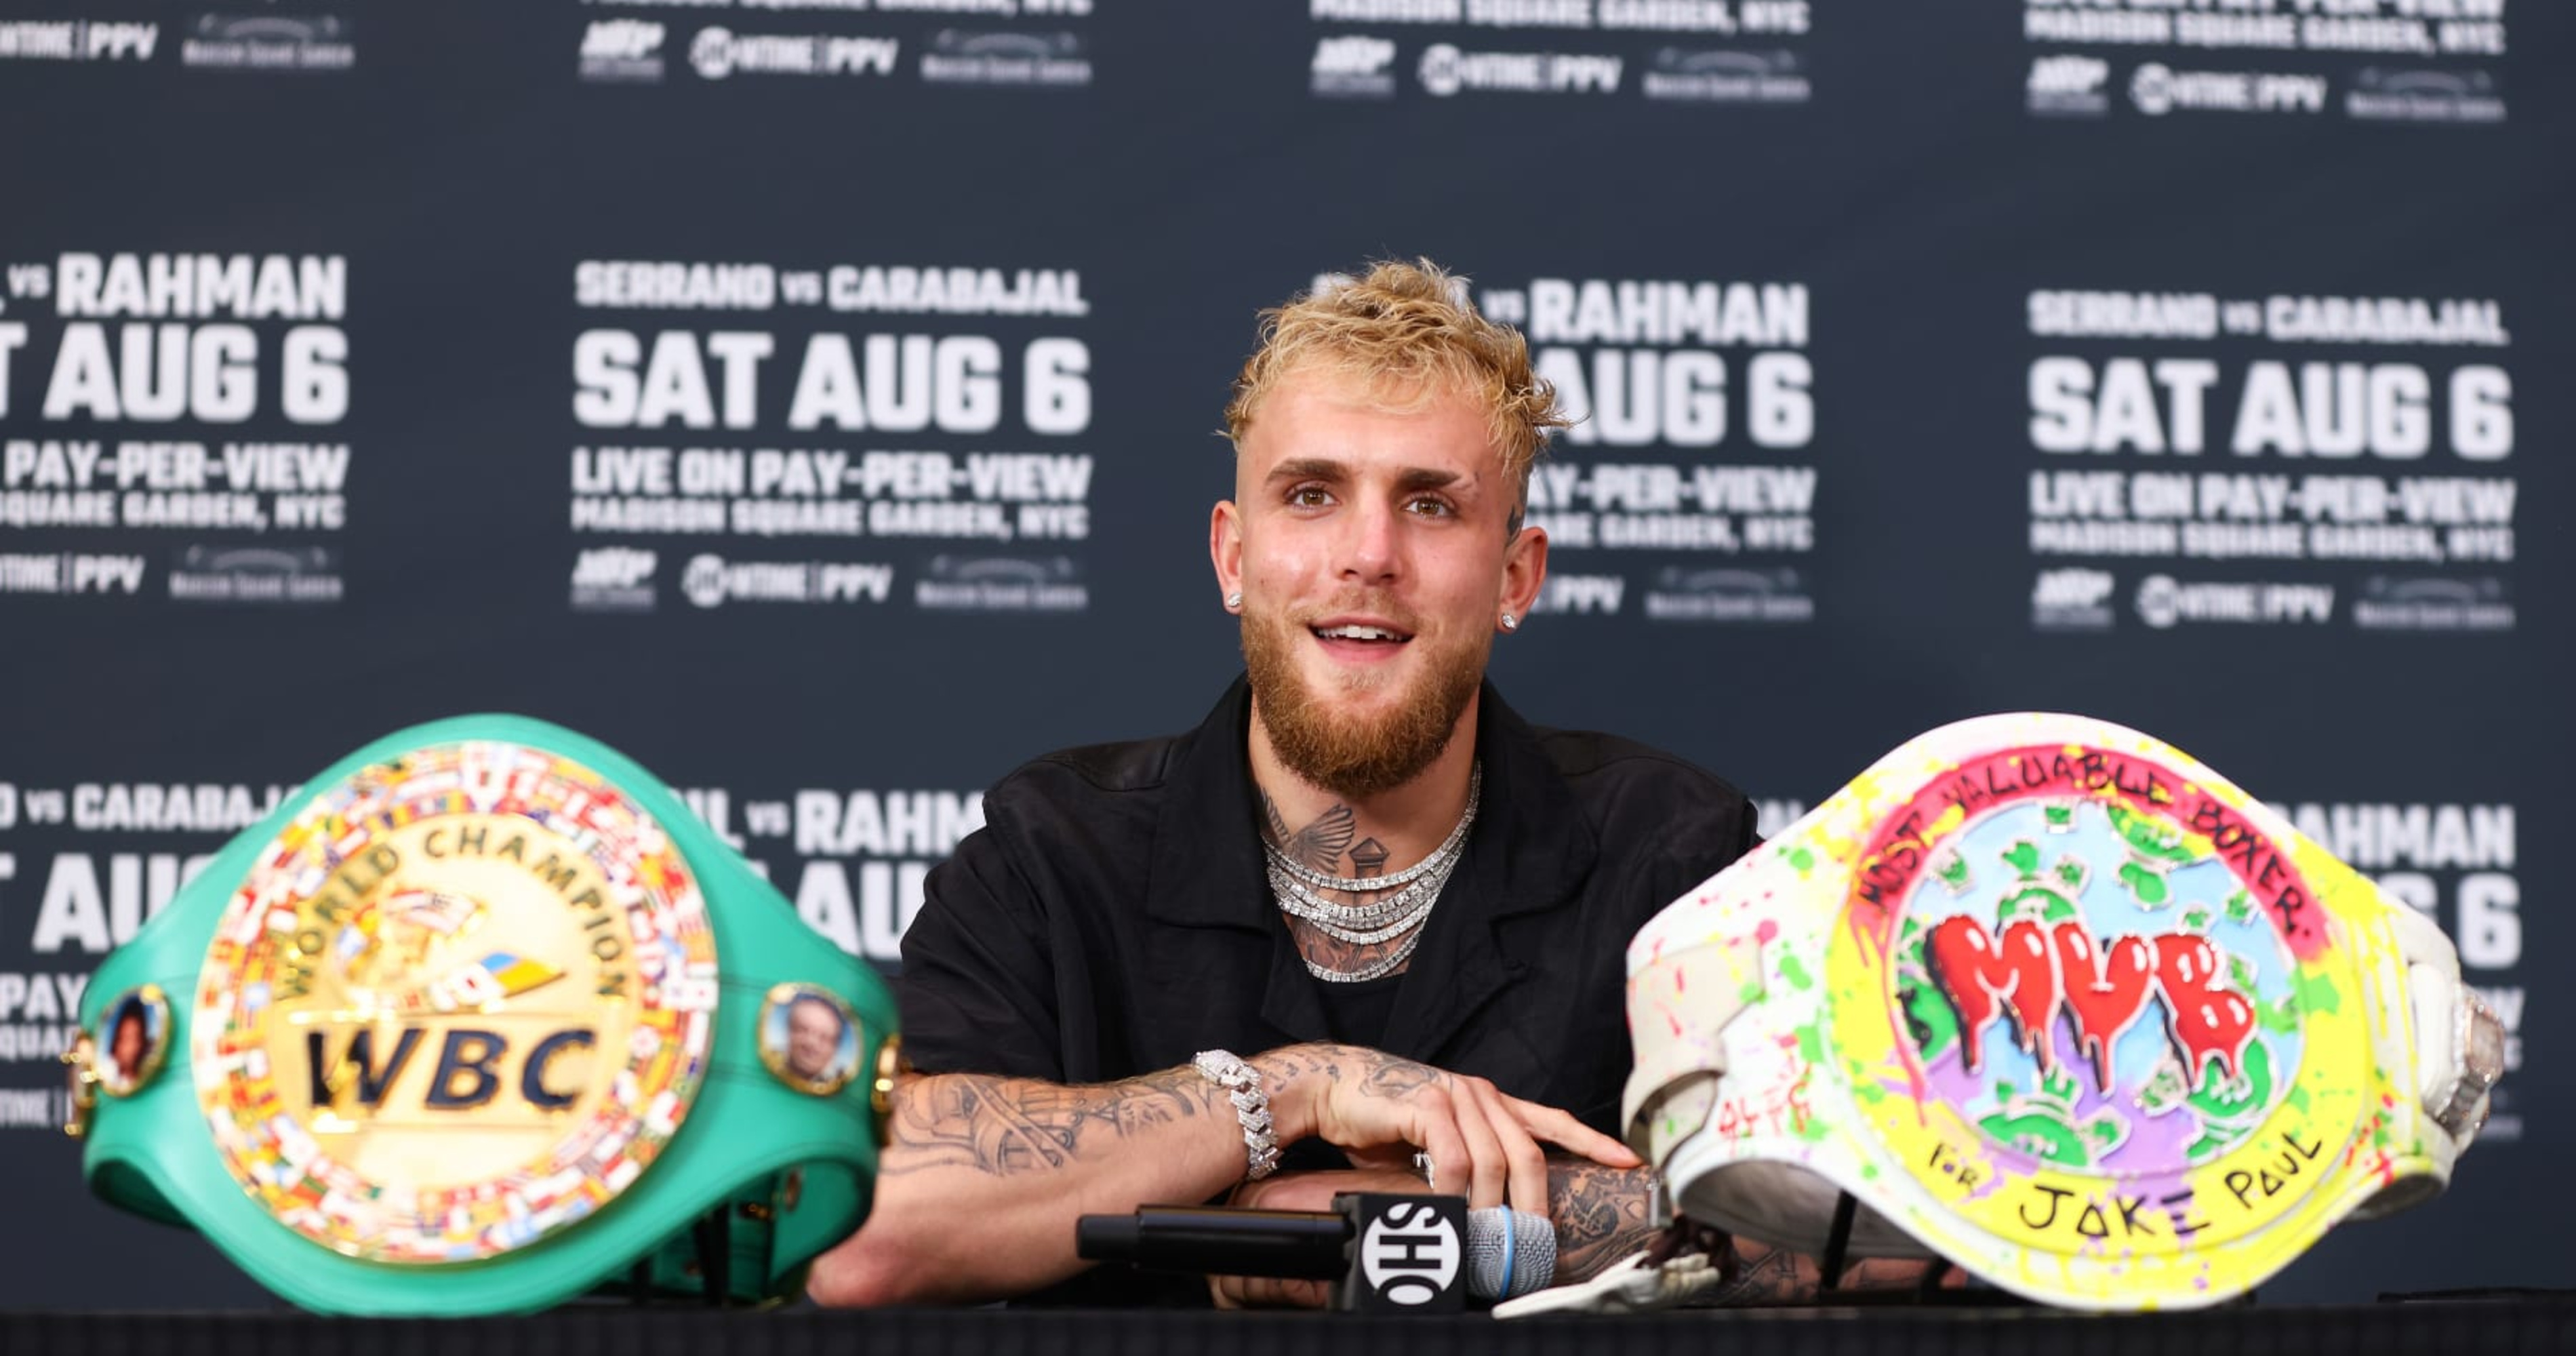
[899,675,1760,1135]
[1317,972,1403,1049]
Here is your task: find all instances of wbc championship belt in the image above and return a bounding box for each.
[1622,714,2501,1310]
[62,716,900,1314]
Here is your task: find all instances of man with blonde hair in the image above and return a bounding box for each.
[811,260,1765,1307]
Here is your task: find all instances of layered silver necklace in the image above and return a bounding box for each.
[1265,765,1481,983]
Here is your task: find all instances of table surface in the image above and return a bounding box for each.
[7,1299,2576,1356]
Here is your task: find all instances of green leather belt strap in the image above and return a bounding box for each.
[70,715,898,1315]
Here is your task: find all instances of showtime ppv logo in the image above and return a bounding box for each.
[0,21,158,62]
[2130,63,2326,117]
[2135,575,2333,629]
[1417,43,1621,98]
[689,28,897,80]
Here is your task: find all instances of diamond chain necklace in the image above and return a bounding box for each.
[1264,764,1480,983]
[1266,765,1482,894]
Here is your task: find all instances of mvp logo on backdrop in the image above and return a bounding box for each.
[1619,714,2501,1310]
[62,719,900,1314]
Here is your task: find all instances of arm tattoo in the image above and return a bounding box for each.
[1544,1163,1943,1298]
[881,1045,1464,1179]
[1546,1160,1665,1282]
[881,1066,1225,1178]
[1697,1235,1948,1305]
[1706,1243,1807,1306]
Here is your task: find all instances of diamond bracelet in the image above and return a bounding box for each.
[1192,1048,1280,1181]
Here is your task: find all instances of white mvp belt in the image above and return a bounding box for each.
[1619,714,2501,1310]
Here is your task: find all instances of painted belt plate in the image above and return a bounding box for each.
[190,740,721,1263]
[1828,732,2363,1288]
[1626,713,2493,1309]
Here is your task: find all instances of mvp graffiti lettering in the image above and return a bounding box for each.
[1926,915,2258,1092]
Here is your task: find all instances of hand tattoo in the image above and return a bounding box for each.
[1251,1043,1460,1123]
[1359,1055,1440,1100]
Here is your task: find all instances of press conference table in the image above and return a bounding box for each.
[9,1301,2575,1356]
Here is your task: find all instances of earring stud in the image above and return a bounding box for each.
[1500,613,1518,632]
[1225,592,1243,610]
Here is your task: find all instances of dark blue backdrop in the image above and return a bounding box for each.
[0,0,2562,1307]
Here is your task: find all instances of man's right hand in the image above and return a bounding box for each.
[1252,1043,1640,1219]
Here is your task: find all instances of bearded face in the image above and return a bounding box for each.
[1215,367,1544,802]
[1240,585,1488,799]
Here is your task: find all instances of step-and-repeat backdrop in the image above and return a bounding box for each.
[0,0,2563,1309]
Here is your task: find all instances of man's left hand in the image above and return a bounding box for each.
[1207,1167,1430,1309]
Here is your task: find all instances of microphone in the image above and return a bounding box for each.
[1076,1206,1352,1279]
[1076,1196,1556,1306]
[1463,1205,1557,1300]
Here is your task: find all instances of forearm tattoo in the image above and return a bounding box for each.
[1703,1243,1800,1305]
[1544,1166,1948,1298]
[881,1045,1457,1180]
[1547,1160,1665,1282]
[1704,1234,1951,1304]
[880,1065,1227,1178]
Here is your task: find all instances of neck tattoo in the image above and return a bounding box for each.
[1262,764,1481,983]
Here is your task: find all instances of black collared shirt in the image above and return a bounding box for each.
[900,675,1758,1138]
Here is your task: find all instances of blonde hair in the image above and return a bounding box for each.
[1225,258,1567,525]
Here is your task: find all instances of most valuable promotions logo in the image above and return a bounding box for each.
[1827,742,2370,1270]
[191,743,719,1262]
[2027,54,2108,117]
[1310,34,1395,98]
[579,20,665,83]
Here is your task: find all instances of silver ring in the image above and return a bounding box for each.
[1412,1151,1436,1190]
